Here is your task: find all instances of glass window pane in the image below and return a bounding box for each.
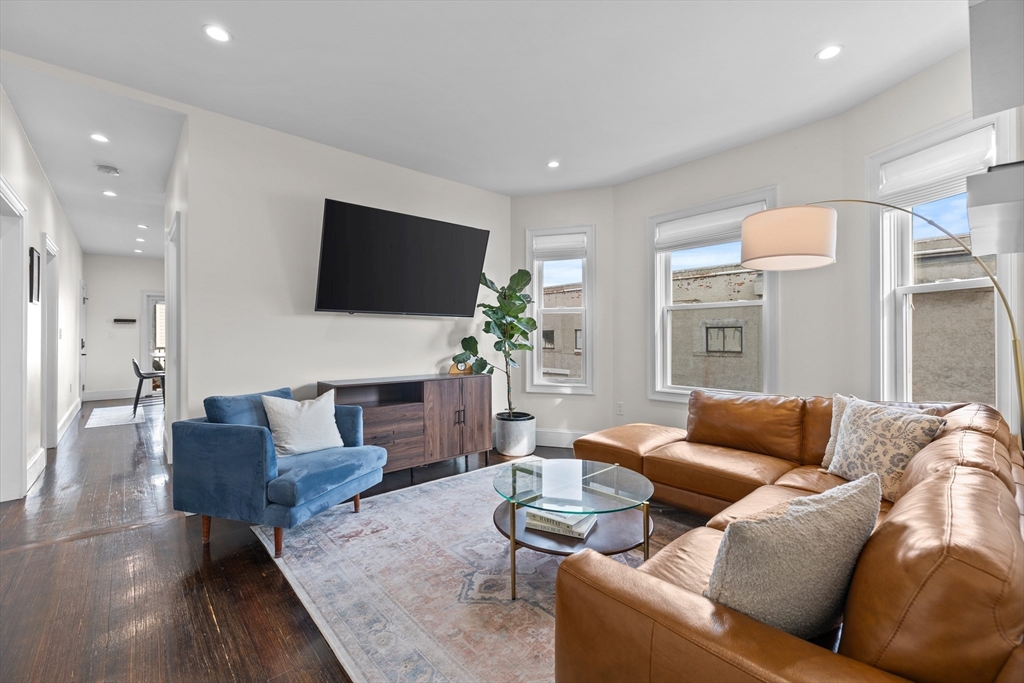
[668,306,761,391]
[912,193,995,284]
[910,288,995,404]
[542,259,583,308]
[540,311,583,381]
[670,242,762,304]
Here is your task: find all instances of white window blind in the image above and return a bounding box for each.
[879,125,996,204]
[533,232,587,260]
[654,201,766,252]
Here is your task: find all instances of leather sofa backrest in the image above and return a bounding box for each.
[900,428,1016,500]
[686,390,804,463]
[800,396,832,466]
[839,466,1024,683]
[937,403,1012,450]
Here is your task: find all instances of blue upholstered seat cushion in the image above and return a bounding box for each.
[267,445,387,507]
[204,387,293,427]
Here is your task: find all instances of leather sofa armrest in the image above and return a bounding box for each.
[555,549,909,683]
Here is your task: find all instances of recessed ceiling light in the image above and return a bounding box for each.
[90,133,109,142]
[816,45,843,60]
[134,249,142,253]
[137,224,149,229]
[103,191,117,197]
[203,25,232,42]
[136,238,145,242]
[547,161,560,168]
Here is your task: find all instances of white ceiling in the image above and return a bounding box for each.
[0,63,185,256]
[1,1,967,202]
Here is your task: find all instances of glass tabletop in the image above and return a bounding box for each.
[493,459,654,514]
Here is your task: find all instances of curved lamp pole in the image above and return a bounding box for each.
[741,199,1024,430]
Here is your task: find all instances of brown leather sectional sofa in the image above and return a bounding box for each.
[559,390,1024,683]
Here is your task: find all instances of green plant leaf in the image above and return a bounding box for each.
[520,292,533,304]
[502,301,527,317]
[520,317,538,331]
[480,273,499,293]
[483,320,504,339]
[452,351,472,364]
[508,269,531,293]
[508,357,519,369]
[460,336,479,355]
[512,342,532,351]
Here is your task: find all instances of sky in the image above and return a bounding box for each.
[542,259,583,287]
[912,192,969,240]
[671,241,741,272]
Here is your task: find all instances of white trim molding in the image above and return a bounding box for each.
[26,447,45,491]
[83,389,140,402]
[0,174,28,215]
[0,176,29,502]
[57,398,81,444]
[647,186,779,403]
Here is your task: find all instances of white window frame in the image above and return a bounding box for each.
[525,224,595,395]
[868,110,1021,431]
[647,187,779,403]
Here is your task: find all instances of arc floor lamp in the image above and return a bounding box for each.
[740,199,1024,429]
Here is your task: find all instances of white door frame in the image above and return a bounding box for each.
[164,211,184,462]
[41,234,59,449]
[79,280,87,398]
[140,290,165,395]
[0,175,29,502]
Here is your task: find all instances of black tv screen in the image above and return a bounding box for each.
[315,199,490,317]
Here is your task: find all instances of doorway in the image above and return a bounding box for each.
[141,291,166,396]
[41,235,59,449]
[79,280,87,397]
[0,189,27,502]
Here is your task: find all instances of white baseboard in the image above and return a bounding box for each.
[536,428,589,449]
[57,398,81,444]
[27,446,45,490]
[163,428,172,465]
[82,389,139,402]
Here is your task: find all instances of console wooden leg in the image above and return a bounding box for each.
[201,515,211,545]
[353,493,361,513]
[274,527,283,558]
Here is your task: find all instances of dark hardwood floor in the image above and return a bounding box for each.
[0,398,570,682]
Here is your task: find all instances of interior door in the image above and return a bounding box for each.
[460,375,492,454]
[424,378,462,461]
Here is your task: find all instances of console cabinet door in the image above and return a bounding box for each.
[460,374,492,454]
[424,378,462,461]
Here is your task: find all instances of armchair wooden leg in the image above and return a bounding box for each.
[353,493,361,513]
[274,527,283,558]
[201,515,211,545]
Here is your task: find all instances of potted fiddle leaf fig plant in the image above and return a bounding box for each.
[453,269,538,456]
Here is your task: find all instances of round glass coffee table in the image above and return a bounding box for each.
[492,459,655,599]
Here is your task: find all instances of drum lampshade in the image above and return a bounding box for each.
[741,206,837,271]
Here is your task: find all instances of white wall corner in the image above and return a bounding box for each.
[57,398,81,444]
[26,447,45,491]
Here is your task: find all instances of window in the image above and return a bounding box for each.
[871,111,1018,421]
[648,188,778,402]
[525,225,595,394]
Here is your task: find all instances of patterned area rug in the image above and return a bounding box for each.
[84,405,146,428]
[252,459,707,683]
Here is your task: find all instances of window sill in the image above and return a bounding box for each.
[526,384,594,396]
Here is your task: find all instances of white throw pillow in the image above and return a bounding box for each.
[261,392,343,456]
[821,394,937,469]
[827,397,945,502]
[704,473,881,639]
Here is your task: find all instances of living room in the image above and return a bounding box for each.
[1,2,1022,682]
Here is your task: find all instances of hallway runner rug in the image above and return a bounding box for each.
[84,405,146,428]
[252,458,706,683]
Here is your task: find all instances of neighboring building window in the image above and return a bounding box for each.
[525,225,595,394]
[648,188,778,402]
[872,114,1016,410]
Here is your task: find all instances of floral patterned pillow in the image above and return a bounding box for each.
[827,397,946,502]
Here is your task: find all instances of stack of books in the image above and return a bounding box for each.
[525,506,597,539]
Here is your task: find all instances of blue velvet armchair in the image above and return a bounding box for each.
[172,388,387,557]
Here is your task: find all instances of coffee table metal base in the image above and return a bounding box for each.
[492,500,652,599]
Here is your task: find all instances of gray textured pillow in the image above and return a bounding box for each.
[704,473,881,639]
[827,397,945,502]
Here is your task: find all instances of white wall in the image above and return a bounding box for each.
[0,84,84,498]
[512,49,1000,433]
[82,254,164,399]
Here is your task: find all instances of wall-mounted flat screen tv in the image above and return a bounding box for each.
[315,199,490,317]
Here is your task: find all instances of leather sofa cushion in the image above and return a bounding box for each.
[267,445,386,507]
[886,401,969,417]
[708,483,893,531]
[800,396,833,466]
[573,423,688,473]
[204,387,293,428]
[774,465,848,494]
[840,467,1024,683]
[936,403,1012,450]
[900,429,1016,499]
[686,390,804,463]
[644,441,797,504]
[639,526,723,594]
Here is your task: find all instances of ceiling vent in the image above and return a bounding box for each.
[96,164,120,176]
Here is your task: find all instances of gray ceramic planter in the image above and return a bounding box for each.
[494,412,536,456]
